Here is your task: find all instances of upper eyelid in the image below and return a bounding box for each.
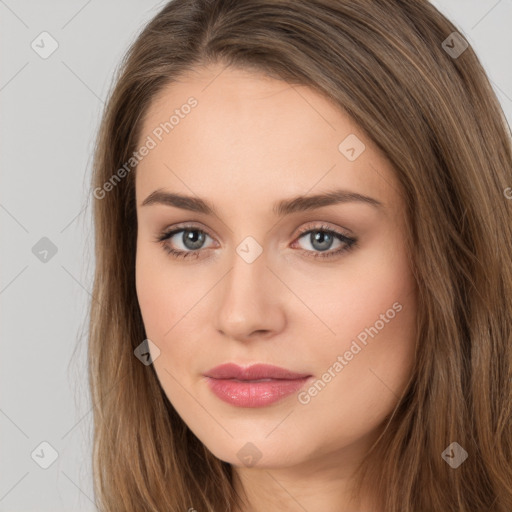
[159,222,353,249]
[160,221,350,239]
[156,222,357,263]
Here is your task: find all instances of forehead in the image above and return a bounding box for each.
[135,64,401,216]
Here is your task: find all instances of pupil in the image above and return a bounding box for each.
[184,230,204,250]
[180,230,334,252]
[312,231,332,251]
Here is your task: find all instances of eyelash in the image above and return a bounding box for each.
[154,223,357,261]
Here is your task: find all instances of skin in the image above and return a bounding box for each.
[134,63,418,512]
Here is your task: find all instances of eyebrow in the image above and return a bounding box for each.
[141,188,383,216]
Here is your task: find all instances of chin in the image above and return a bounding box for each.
[200,434,308,469]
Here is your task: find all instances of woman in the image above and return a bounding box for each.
[88,1,512,510]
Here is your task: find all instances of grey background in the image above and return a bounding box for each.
[1,1,511,510]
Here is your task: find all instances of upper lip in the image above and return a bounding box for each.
[204,363,311,380]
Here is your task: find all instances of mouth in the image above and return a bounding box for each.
[204,362,311,380]
[203,363,312,408]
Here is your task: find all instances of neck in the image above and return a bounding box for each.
[231,446,383,512]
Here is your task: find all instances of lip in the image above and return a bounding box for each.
[203,363,312,408]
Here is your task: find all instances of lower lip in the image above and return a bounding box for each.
[205,377,311,407]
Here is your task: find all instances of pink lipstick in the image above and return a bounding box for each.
[203,363,312,408]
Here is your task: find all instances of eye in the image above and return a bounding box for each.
[292,223,357,260]
[154,222,357,261]
[155,225,215,260]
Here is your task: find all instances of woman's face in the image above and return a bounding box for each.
[135,63,417,473]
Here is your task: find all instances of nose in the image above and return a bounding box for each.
[214,244,286,342]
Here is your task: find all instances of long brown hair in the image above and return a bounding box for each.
[88,1,512,510]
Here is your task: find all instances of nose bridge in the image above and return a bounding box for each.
[214,234,284,338]
[224,235,269,304]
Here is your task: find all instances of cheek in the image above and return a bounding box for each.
[135,245,186,356]
[291,296,416,458]
[135,250,195,406]
[302,234,417,402]
[135,250,166,338]
[135,244,205,370]
[319,236,415,344]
